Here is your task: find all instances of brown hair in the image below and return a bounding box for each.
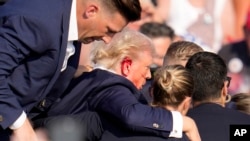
[151,65,194,108]
[231,93,250,115]
[101,0,141,22]
[163,41,203,66]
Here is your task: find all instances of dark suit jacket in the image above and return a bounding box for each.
[187,103,250,141]
[0,0,80,129]
[47,69,175,138]
[99,113,189,141]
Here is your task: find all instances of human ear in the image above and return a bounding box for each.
[84,4,98,18]
[181,97,192,115]
[221,83,228,106]
[121,57,132,76]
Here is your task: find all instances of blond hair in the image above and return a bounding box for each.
[163,41,203,66]
[91,30,154,70]
[151,65,194,108]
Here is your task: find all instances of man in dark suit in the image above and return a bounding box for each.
[186,52,250,141]
[46,30,200,141]
[0,0,141,141]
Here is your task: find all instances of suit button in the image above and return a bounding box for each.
[0,115,3,122]
[153,123,159,128]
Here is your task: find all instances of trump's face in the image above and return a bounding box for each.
[126,50,153,90]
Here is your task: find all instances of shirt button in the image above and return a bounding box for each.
[153,123,159,128]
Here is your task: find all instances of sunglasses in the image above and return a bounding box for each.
[225,76,231,87]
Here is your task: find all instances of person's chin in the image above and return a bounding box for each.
[137,85,143,90]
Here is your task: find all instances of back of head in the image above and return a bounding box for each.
[185,52,228,102]
[0,0,7,5]
[139,22,175,40]
[99,0,141,22]
[140,22,175,68]
[91,29,154,70]
[231,93,250,115]
[163,41,203,66]
[151,65,193,108]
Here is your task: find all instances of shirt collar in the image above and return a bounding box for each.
[93,64,117,74]
[68,0,78,41]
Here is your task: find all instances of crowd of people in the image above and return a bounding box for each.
[0,0,250,141]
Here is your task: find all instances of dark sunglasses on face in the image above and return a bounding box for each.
[225,76,231,87]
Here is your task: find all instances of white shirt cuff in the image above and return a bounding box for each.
[9,111,27,130]
[169,111,183,138]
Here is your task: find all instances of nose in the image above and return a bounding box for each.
[102,36,112,44]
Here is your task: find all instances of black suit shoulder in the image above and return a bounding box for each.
[187,103,250,141]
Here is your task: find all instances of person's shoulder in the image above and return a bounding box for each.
[187,103,223,116]
[90,69,138,93]
[186,107,203,119]
[188,103,250,125]
[224,107,250,120]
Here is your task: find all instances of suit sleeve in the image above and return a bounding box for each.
[94,85,174,138]
[0,15,51,129]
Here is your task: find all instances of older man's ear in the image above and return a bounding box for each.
[121,57,132,76]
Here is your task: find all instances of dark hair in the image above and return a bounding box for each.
[185,52,227,102]
[139,22,175,40]
[102,0,141,22]
[0,0,7,5]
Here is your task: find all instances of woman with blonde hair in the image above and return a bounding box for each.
[151,65,194,116]
[150,65,195,140]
